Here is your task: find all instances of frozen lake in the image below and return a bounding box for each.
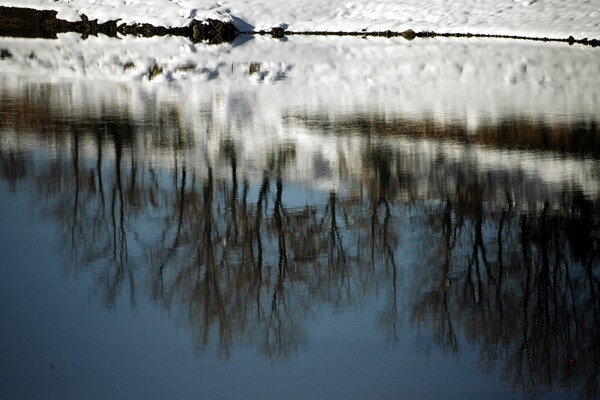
[1,34,599,399]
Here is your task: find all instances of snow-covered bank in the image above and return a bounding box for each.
[1,0,599,38]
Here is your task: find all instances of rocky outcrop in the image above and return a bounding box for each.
[191,19,239,43]
[0,6,63,38]
[0,6,238,43]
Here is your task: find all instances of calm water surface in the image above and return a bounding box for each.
[1,72,599,400]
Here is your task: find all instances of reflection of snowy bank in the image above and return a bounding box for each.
[1,75,598,209]
[1,34,599,121]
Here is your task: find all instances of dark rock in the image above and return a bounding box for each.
[416,31,436,38]
[0,6,59,38]
[97,20,118,36]
[74,14,100,38]
[400,29,416,40]
[191,19,238,44]
[271,26,285,38]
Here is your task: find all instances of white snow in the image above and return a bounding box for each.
[1,0,600,38]
[1,0,599,108]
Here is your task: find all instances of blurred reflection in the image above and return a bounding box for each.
[412,179,599,398]
[0,81,599,397]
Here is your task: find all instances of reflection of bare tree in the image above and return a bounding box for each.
[10,122,403,359]
[0,149,28,192]
[362,143,402,343]
[322,110,600,399]
[412,159,600,398]
[81,135,382,359]
[76,122,138,306]
[2,95,599,398]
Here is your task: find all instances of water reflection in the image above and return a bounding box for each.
[1,78,599,398]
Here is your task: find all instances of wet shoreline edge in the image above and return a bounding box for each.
[0,5,598,47]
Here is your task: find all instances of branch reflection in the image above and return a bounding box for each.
[0,83,598,397]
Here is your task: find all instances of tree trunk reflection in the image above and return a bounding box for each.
[1,93,598,396]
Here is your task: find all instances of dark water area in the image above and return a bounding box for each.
[1,78,599,400]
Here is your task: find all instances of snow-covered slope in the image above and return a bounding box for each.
[1,0,599,38]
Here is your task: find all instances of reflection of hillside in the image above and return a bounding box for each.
[3,80,599,202]
[292,113,600,157]
[1,80,599,396]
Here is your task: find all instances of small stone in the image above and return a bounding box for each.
[248,62,261,74]
[0,49,12,59]
[400,29,416,41]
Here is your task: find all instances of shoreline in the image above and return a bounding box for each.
[276,29,599,47]
[0,5,599,47]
